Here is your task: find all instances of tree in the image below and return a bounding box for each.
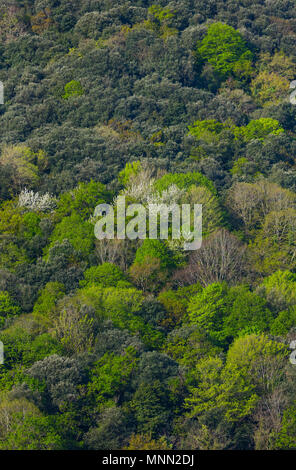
[53,303,96,355]
[197,22,253,80]
[158,284,201,329]
[0,291,20,329]
[185,354,257,424]
[249,209,296,275]
[256,270,296,312]
[56,180,111,221]
[188,119,224,143]
[80,263,128,288]
[185,185,224,236]
[275,406,296,449]
[227,180,295,230]
[0,145,40,193]
[186,334,287,426]
[251,71,290,107]
[125,433,171,450]
[46,213,95,259]
[88,347,138,408]
[85,407,131,450]
[175,229,247,287]
[222,286,273,339]
[188,282,230,346]
[27,355,86,411]
[118,161,142,188]
[270,307,296,336]
[154,172,216,196]
[233,118,284,141]
[63,80,84,99]
[0,414,63,450]
[33,282,65,327]
[130,380,176,437]
[0,394,39,440]
[129,240,175,292]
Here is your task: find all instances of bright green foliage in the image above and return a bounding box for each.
[134,239,174,270]
[101,287,152,340]
[188,282,230,346]
[0,202,29,269]
[188,284,274,345]
[88,347,138,407]
[188,119,224,143]
[148,5,175,23]
[226,334,288,374]
[276,406,296,449]
[21,212,42,239]
[0,201,23,235]
[62,80,84,99]
[0,414,63,450]
[189,118,284,144]
[222,286,273,339]
[249,209,296,275]
[146,5,177,39]
[185,355,258,423]
[77,285,163,347]
[154,172,216,195]
[186,334,287,424]
[232,118,284,141]
[56,180,111,220]
[23,334,63,365]
[0,291,20,329]
[118,161,142,187]
[47,213,95,258]
[0,322,62,368]
[80,263,129,288]
[258,270,296,311]
[271,307,296,335]
[99,287,144,325]
[33,282,65,324]
[197,22,253,79]
[0,324,34,369]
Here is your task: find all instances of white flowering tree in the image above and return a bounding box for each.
[18,188,57,212]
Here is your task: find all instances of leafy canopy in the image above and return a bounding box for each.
[197,22,253,78]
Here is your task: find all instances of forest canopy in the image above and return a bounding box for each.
[0,0,296,451]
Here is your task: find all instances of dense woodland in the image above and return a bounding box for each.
[1,0,296,450]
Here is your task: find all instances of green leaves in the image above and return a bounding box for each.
[46,213,95,259]
[62,80,84,99]
[188,283,274,346]
[80,263,129,288]
[56,180,111,221]
[197,22,253,80]
[154,172,216,196]
[189,118,284,145]
[0,291,20,329]
[88,347,138,407]
[233,118,284,141]
[186,334,287,424]
[188,282,230,346]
